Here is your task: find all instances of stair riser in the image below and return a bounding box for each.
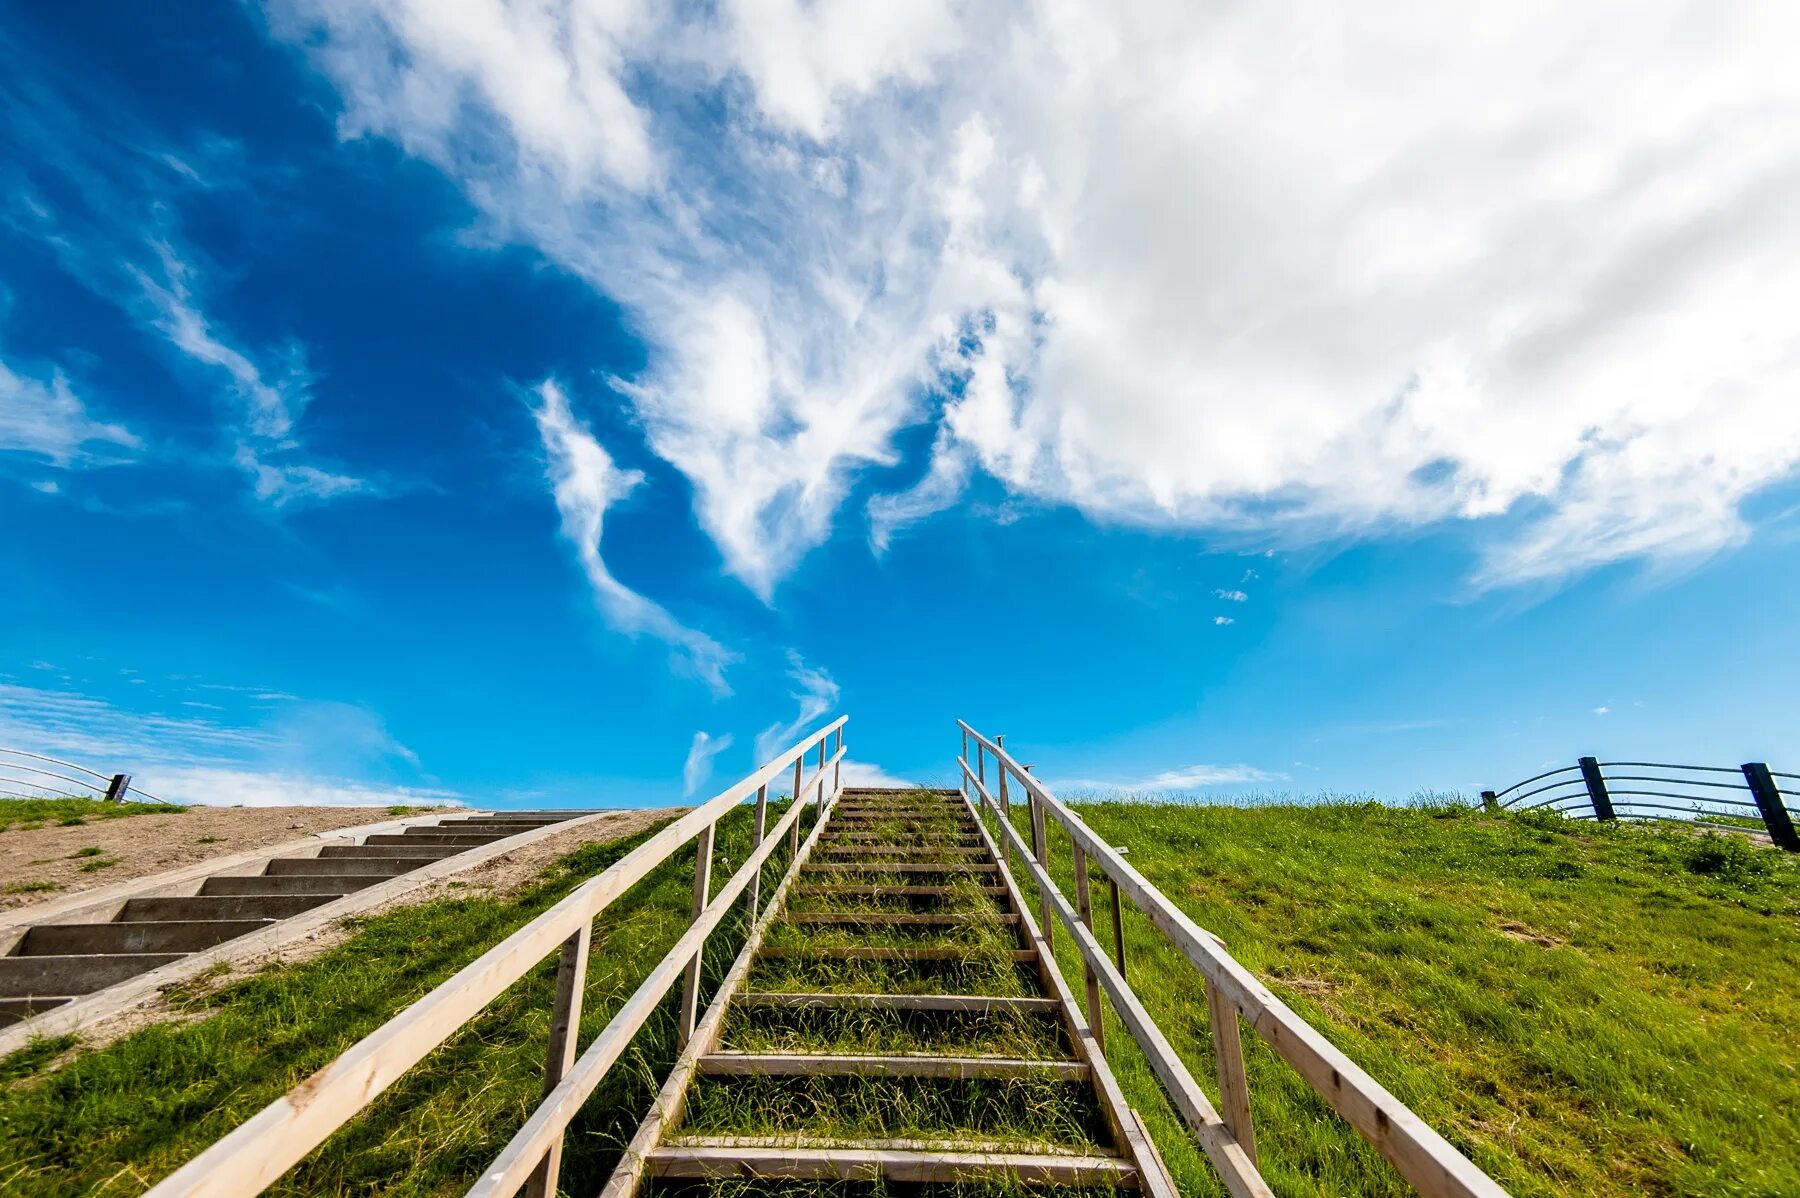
[0,953,185,998]
[200,875,387,897]
[263,858,424,877]
[17,920,272,956]
[118,894,338,923]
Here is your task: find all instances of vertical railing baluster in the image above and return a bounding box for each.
[748,784,768,921]
[524,921,591,1198]
[1206,975,1258,1166]
[1029,789,1054,952]
[960,728,969,799]
[677,821,714,1048]
[1743,762,1800,851]
[1072,841,1104,1051]
[977,743,986,800]
[789,756,804,857]
[1579,756,1616,821]
[1109,875,1126,975]
[832,728,842,796]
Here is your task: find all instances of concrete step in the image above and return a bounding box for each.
[119,893,340,923]
[17,919,273,956]
[0,996,72,1027]
[363,833,504,847]
[446,818,566,828]
[0,953,186,998]
[263,857,423,877]
[200,874,389,897]
[317,844,462,860]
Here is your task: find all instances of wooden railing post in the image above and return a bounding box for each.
[524,922,591,1198]
[789,758,804,857]
[1109,875,1126,975]
[748,785,769,921]
[103,773,131,803]
[678,822,714,1048]
[1578,757,1616,820]
[1742,763,1800,851]
[1205,976,1258,1167]
[1029,790,1054,952]
[960,729,969,798]
[832,728,842,795]
[1479,790,1499,813]
[1072,841,1104,1050]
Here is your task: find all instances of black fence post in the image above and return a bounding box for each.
[1479,790,1499,813]
[1741,763,1800,852]
[1578,757,1615,820]
[103,773,131,803]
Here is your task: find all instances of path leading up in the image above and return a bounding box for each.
[604,787,1177,1196]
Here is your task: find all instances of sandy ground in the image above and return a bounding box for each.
[0,806,439,913]
[60,806,681,1054]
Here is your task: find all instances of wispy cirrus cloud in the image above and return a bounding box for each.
[272,0,1800,593]
[753,652,841,764]
[0,39,364,506]
[0,679,456,807]
[531,379,736,693]
[1057,763,1280,793]
[0,354,139,471]
[681,730,733,798]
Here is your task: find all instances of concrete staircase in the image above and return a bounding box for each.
[0,812,590,1028]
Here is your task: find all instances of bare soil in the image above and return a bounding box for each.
[0,806,442,913]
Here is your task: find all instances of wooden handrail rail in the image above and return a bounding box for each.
[146,718,847,1198]
[956,721,1507,1198]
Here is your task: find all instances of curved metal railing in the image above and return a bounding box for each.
[0,746,165,803]
[1484,757,1797,850]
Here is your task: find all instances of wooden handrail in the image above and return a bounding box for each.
[145,719,847,1198]
[957,721,1507,1198]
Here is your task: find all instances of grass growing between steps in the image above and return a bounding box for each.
[987,797,1800,1198]
[0,798,186,832]
[680,1073,1109,1150]
[719,1004,1069,1061]
[0,804,796,1196]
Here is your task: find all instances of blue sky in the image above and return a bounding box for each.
[4,3,1799,810]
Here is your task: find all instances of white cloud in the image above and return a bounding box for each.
[0,680,456,807]
[274,1,1800,589]
[1214,589,1248,602]
[0,357,138,468]
[1213,615,1235,626]
[530,379,736,692]
[841,760,916,789]
[681,730,733,797]
[1593,705,1610,716]
[753,651,840,764]
[1059,763,1279,793]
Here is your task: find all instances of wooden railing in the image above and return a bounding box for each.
[1484,757,1800,851]
[144,718,848,1198]
[957,721,1508,1198]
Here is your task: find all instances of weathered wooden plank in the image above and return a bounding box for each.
[696,1052,1089,1080]
[645,1144,1137,1186]
[784,912,1020,927]
[804,862,998,874]
[731,991,1059,1014]
[756,946,1037,962]
[791,884,1007,897]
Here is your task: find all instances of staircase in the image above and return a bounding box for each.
[604,787,1176,1195]
[0,812,592,1027]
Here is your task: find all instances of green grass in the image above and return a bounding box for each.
[1,881,60,895]
[0,805,793,1196]
[990,798,1800,1198]
[0,798,186,832]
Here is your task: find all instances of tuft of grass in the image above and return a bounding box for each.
[0,798,185,832]
[991,797,1800,1198]
[196,835,221,844]
[1,881,60,895]
[71,846,106,858]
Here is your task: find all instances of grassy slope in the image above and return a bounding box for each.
[0,806,786,1196]
[0,799,186,832]
[1000,801,1800,1198]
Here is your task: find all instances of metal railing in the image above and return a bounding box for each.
[143,717,848,1198]
[0,746,162,804]
[1483,758,1799,851]
[958,721,1506,1198]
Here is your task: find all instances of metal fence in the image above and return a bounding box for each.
[0,746,162,804]
[1483,757,1799,851]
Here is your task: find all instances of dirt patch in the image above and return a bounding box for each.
[66,807,680,1055]
[1268,971,1338,998]
[1497,920,1566,948]
[0,807,444,913]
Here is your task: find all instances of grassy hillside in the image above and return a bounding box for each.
[1004,800,1800,1198]
[2,797,1793,1196]
[0,806,770,1195]
[0,798,186,832]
